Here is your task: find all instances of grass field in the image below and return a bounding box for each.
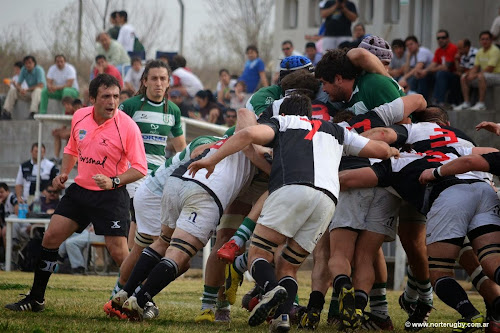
[0,270,487,332]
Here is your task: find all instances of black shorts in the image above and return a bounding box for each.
[130,197,136,223]
[54,183,130,236]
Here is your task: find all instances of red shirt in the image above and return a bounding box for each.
[64,106,147,190]
[433,43,458,72]
[93,64,123,87]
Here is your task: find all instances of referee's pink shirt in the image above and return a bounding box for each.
[64,106,148,191]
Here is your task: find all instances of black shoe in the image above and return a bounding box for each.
[5,293,45,312]
[72,266,85,275]
[28,112,35,120]
[1,110,11,120]
[298,306,321,329]
[405,301,432,331]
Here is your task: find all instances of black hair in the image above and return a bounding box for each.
[437,29,449,38]
[31,142,46,151]
[72,99,83,107]
[121,90,133,98]
[89,74,121,99]
[353,23,365,31]
[480,30,493,39]
[131,56,141,65]
[235,80,247,92]
[95,54,106,62]
[391,39,405,49]
[315,48,360,83]
[332,110,355,123]
[23,55,36,66]
[246,45,259,55]
[14,61,23,68]
[195,89,216,103]
[0,182,8,191]
[412,105,449,125]
[463,39,471,48]
[404,35,419,44]
[172,55,187,69]
[226,108,237,114]
[110,11,118,19]
[136,60,171,96]
[61,96,75,104]
[282,40,293,47]
[219,68,229,76]
[305,42,316,49]
[118,10,128,22]
[279,94,312,118]
[54,54,66,62]
[280,71,320,100]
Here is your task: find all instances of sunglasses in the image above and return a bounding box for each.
[436,36,447,40]
[282,47,291,51]
[47,190,58,194]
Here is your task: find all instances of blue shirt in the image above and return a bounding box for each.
[18,65,46,88]
[239,58,265,93]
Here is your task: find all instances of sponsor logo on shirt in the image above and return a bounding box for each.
[79,129,87,140]
[111,221,121,229]
[99,138,108,146]
[165,114,175,126]
[150,124,159,134]
[78,150,107,168]
[142,134,167,145]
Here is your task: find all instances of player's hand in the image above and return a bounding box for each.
[390,147,400,159]
[419,168,435,184]
[53,173,69,190]
[187,158,216,179]
[92,174,112,190]
[476,121,500,136]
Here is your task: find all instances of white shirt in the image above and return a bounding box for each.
[11,74,28,89]
[172,67,204,97]
[47,63,79,90]
[117,23,136,52]
[15,158,57,200]
[124,66,144,91]
[491,15,500,38]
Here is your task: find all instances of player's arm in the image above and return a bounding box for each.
[339,167,379,191]
[343,127,399,159]
[53,153,78,190]
[419,155,491,184]
[171,135,187,152]
[347,48,390,77]
[242,144,272,175]
[236,108,258,132]
[476,121,500,136]
[188,124,275,178]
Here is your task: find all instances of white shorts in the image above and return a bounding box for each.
[161,177,220,244]
[126,175,146,198]
[329,187,400,241]
[426,182,500,245]
[471,72,500,87]
[322,36,352,51]
[134,183,162,236]
[258,185,336,253]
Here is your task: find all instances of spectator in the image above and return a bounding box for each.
[338,22,368,48]
[58,224,104,275]
[455,39,478,75]
[2,55,46,120]
[93,55,123,87]
[305,42,323,66]
[107,11,120,40]
[1,62,27,120]
[224,108,237,127]
[491,6,500,43]
[15,143,58,205]
[193,90,224,124]
[229,80,250,110]
[95,32,130,73]
[216,69,237,107]
[116,10,136,52]
[123,57,144,93]
[273,40,303,83]
[239,45,268,93]
[171,55,204,99]
[455,31,500,110]
[72,98,83,110]
[119,90,133,103]
[0,182,18,252]
[29,184,60,215]
[422,30,459,106]
[320,0,358,50]
[399,36,433,99]
[170,90,192,117]
[389,39,406,80]
[51,97,76,163]
[39,55,79,114]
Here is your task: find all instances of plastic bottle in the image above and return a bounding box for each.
[32,197,42,214]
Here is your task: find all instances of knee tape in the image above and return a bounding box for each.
[250,233,278,255]
[159,232,172,246]
[458,238,473,262]
[170,238,198,257]
[477,244,500,263]
[281,245,308,266]
[470,265,489,291]
[135,231,154,247]
[428,256,456,273]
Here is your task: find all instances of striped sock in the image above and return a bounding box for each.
[234,252,248,275]
[404,266,419,304]
[111,279,123,298]
[416,279,433,306]
[216,300,230,309]
[369,282,389,318]
[231,217,256,248]
[201,285,220,310]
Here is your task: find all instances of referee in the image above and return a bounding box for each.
[5,74,147,312]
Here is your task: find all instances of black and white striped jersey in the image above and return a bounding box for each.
[264,115,370,204]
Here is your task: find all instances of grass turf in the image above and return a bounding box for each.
[0,270,487,332]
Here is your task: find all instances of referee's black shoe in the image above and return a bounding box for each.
[5,293,45,312]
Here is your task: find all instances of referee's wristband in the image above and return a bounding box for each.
[433,166,443,179]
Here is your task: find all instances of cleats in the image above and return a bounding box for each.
[242,284,263,311]
[217,239,240,263]
[122,296,144,322]
[5,293,45,312]
[362,312,394,331]
[248,286,288,327]
[452,313,485,333]
[269,313,291,332]
[143,301,160,320]
[195,308,215,323]
[404,301,432,331]
[215,307,231,323]
[104,289,128,319]
[225,264,243,305]
[338,286,362,330]
[399,293,417,316]
[298,307,321,330]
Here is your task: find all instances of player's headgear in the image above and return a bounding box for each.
[359,35,393,63]
[278,55,314,84]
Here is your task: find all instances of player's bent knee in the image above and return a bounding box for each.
[170,238,198,258]
[477,243,500,264]
[159,232,172,246]
[281,245,308,267]
[135,231,154,248]
[428,256,455,283]
[250,233,278,256]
